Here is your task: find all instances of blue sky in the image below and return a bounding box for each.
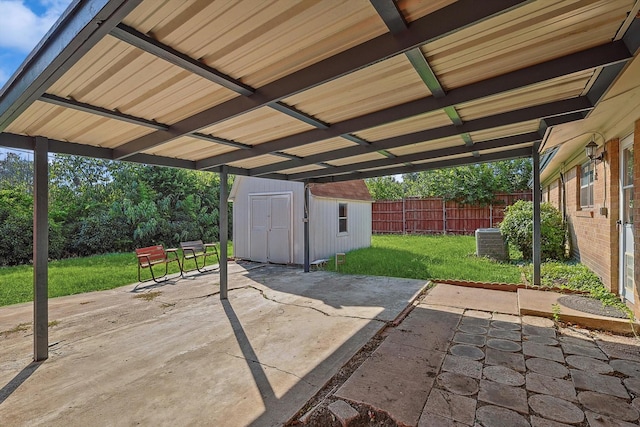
[0,0,72,89]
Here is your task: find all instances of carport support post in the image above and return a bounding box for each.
[33,136,49,361]
[220,166,228,299]
[532,142,541,286]
[304,182,310,272]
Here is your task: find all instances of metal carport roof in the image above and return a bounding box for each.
[1,0,640,360]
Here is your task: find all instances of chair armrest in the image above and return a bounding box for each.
[166,248,179,253]
[204,243,217,247]
[136,253,151,258]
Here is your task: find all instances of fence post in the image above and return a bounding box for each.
[442,200,447,234]
[490,204,493,228]
[402,198,406,234]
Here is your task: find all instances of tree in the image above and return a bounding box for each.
[402,159,533,205]
[0,151,33,192]
[365,176,404,200]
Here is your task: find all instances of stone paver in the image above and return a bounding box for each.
[485,348,526,372]
[478,379,528,414]
[565,355,613,374]
[476,405,530,427]
[487,328,521,341]
[442,354,483,379]
[458,324,487,335]
[423,389,476,426]
[524,335,559,346]
[528,395,584,424]
[491,320,521,331]
[557,334,597,348]
[463,310,492,320]
[522,324,557,338]
[596,337,640,363]
[327,400,359,427]
[436,372,479,396]
[624,377,640,395]
[526,372,577,402]
[417,412,465,427]
[492,313,521,324]
[460,316,490,327]
[578,391,640,422]
[522,315,555,327]
[450,344,484,361]
[483,365,524,386]
[486,338,521,352]
[452,332,486,347]
[525,358,569,379]
[522,341,565,363]
[561,342,608,360]
[585,411,640,427]
[610,359,640,378]
[633,398,640,412]
[530,416,572,427]
[571,369,630,399]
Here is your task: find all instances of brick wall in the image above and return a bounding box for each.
[545,139,619,295]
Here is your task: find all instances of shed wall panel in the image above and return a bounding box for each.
[231,177,304,264]
[309,197,372,261]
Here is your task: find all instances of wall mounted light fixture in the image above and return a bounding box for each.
[585,138,605,162]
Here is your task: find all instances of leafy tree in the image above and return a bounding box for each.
[0,151,33,192]
[365,176,404,200]
[499,200,565,260]
[402,159,532,205]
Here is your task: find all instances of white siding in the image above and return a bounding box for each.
[309,197,372,261]
[230,177,372,264]
[230,177,305,264]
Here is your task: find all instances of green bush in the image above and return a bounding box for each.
[0,189,64,265]
[499,200,565,260]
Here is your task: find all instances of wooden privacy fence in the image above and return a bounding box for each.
[372,193,533,235]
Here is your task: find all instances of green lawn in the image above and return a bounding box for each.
[0,243,231,307]
[326,234,522,283]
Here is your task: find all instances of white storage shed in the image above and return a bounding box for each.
[229,177,372,265]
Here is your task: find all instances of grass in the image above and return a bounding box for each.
[0,242,231,307]
[325,234,522,283]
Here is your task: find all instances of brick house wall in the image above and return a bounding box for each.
[544,120,639,320]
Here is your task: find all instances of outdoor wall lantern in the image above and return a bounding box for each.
[585,139,605,162]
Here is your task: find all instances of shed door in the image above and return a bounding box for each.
[249,194,292,264]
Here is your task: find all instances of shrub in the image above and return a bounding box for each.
[499,200,565,260]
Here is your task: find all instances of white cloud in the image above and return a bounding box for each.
[0,0,71,52]
[0,67,9,88]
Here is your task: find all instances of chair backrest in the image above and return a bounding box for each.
[180,240,205,253]
[135,245,166,262]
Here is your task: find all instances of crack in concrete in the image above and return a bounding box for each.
[222,351,317,387]
[241,285,390,325]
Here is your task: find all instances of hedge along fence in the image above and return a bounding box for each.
[372,193,533,235]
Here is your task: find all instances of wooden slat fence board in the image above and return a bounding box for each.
[372,193,533,235]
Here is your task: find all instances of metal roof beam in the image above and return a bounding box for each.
[286,132,540,180]
[268,102,329,129]
[310,146,533,183]
[112,0,527,159]
[0,132,286,179]
[39,93,169,130]
[110,24,255,96]
[247,97,591,175]
[196,42,630,170]
[0,0,143,132]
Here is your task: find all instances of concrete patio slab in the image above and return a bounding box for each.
[0,263,427,427]
[423,284,519,314]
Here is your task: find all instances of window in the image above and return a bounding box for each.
[580,161,594,208]
[338,203,347,233]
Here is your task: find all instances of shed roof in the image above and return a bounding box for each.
[309,180,372,202]
[0,0,639,181]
